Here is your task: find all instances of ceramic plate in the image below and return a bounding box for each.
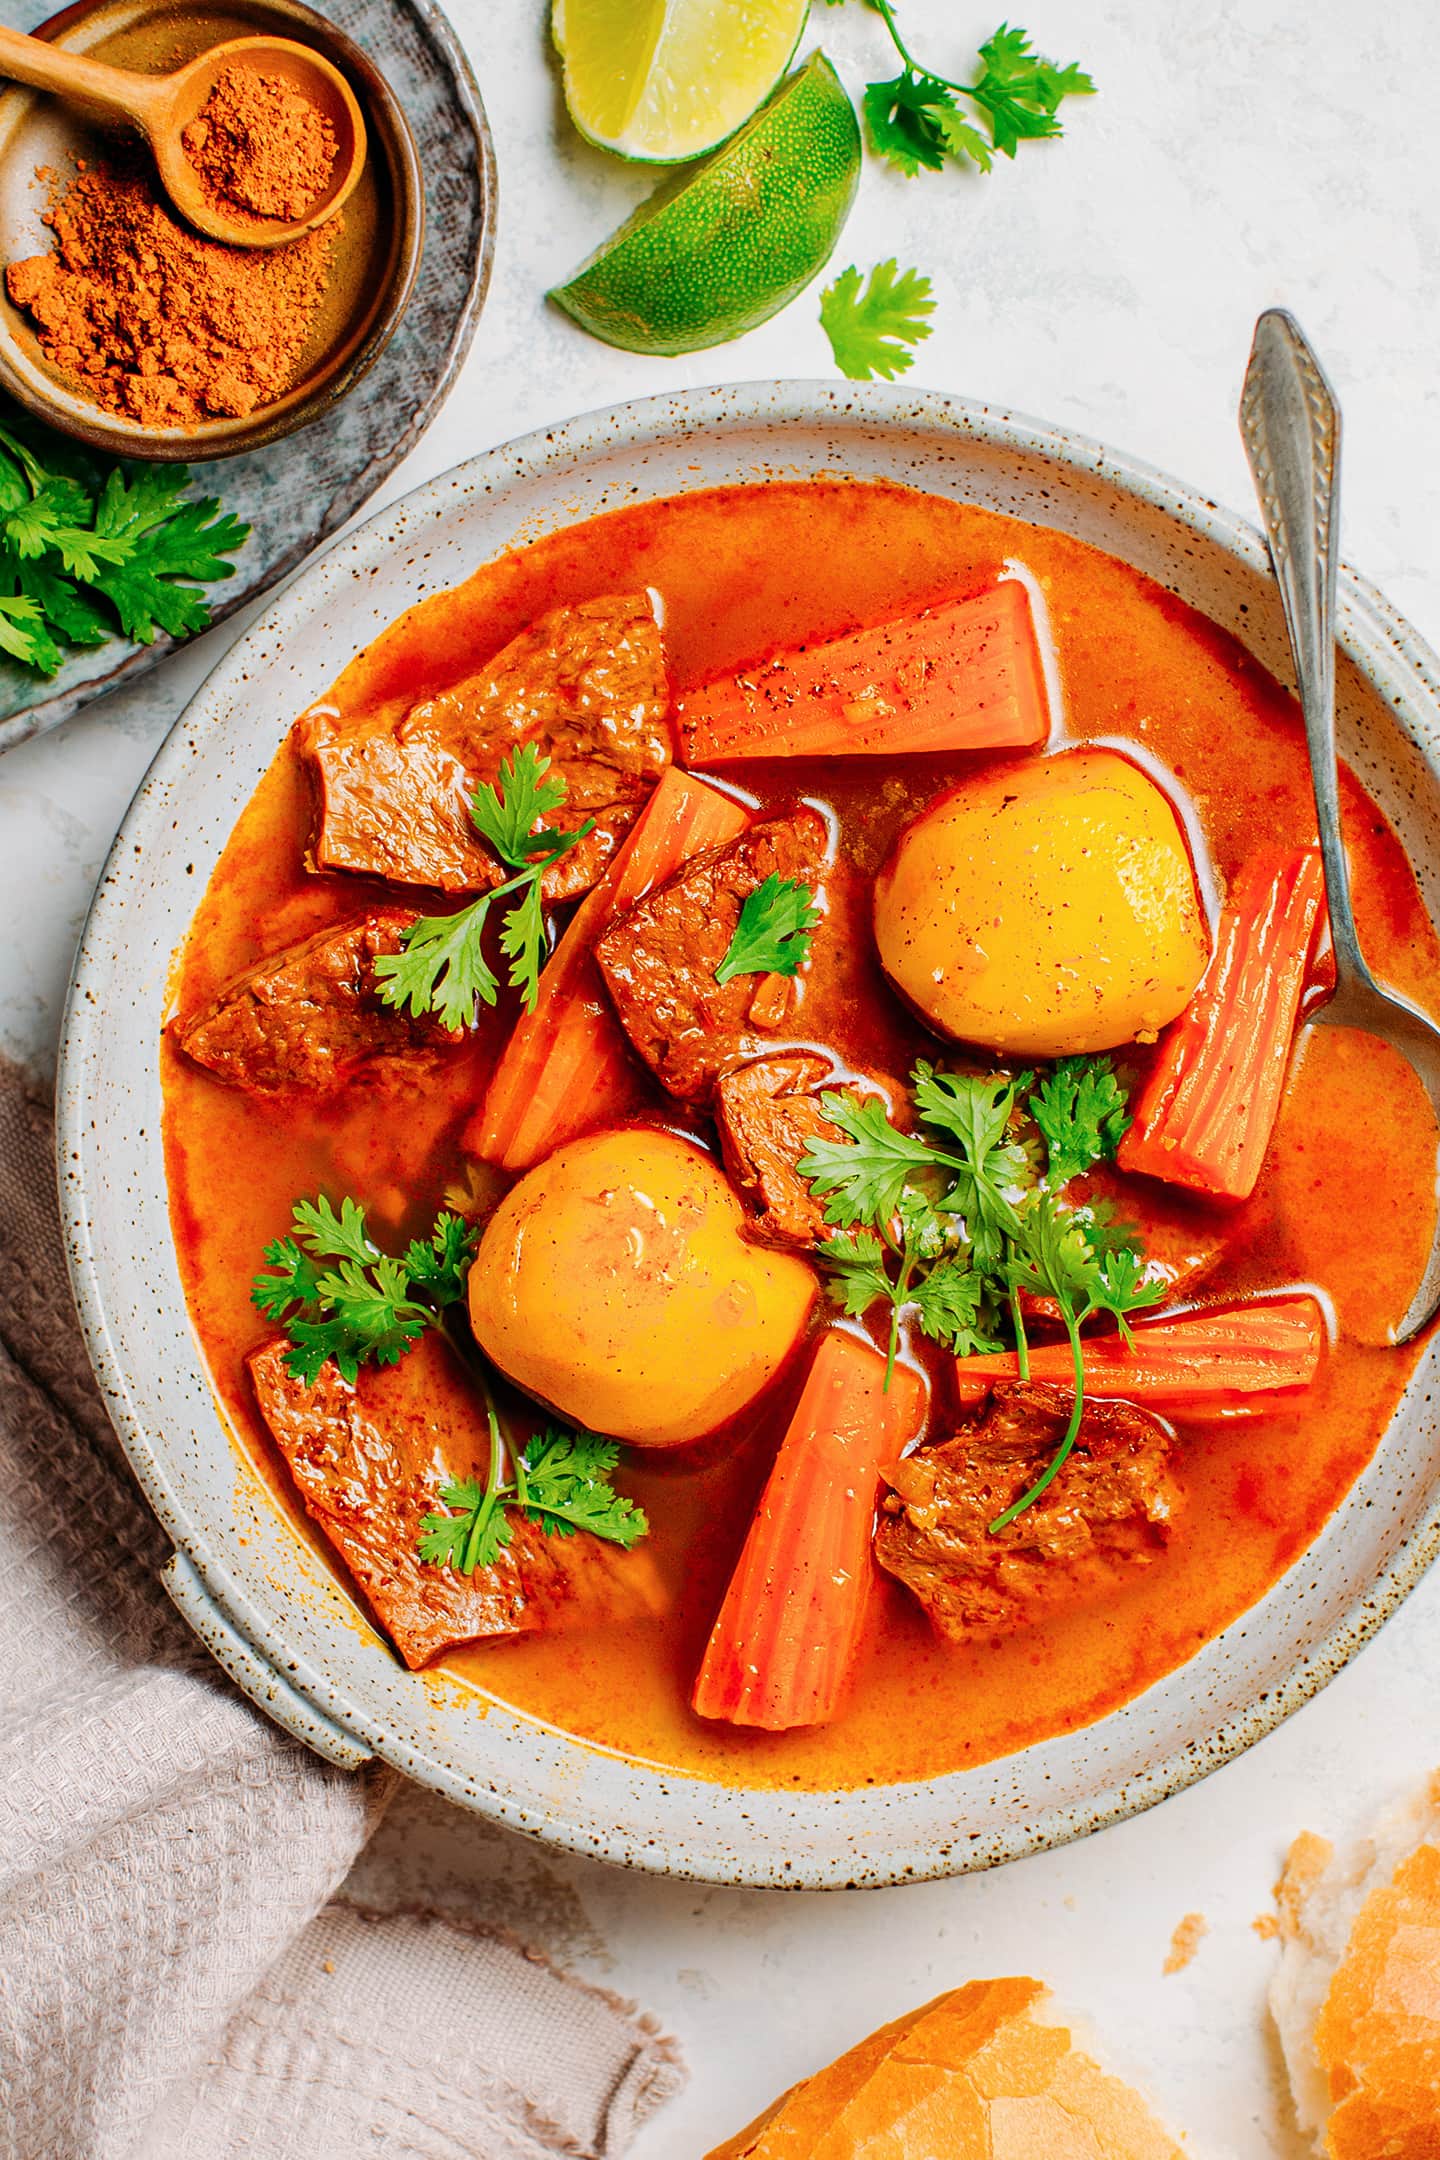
[0,0,495,755]
[56,384,1440,1888]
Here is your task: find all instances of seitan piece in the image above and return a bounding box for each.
[303,592,672,900]
[716,1055,896,1252]
[176,909,456,1092]
[875,1380,1180,1639]
[594,808,830,1103]
[249,1331,657,1669]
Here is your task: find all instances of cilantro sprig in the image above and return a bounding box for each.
[714,874,821,986]
[798,1054,1161,1527]
[836,11,1096,179]
[820,260,935,382]
[252,1193,478,1387]
[374,743,595,1028]
[0,402,248,673]
[418,1409,648,1574]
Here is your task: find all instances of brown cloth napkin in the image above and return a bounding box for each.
[0,1061,684,2160]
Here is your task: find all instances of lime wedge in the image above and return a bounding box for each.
[550,52,860,357]
[554,0,811,163]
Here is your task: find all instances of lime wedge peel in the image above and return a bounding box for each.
[553,0,811,164]
[550,51,861,357]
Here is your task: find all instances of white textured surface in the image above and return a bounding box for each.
[7,1,1440,2151]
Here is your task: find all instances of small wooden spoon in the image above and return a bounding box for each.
[0,28,366,248]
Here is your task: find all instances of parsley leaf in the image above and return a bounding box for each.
[0,403,248,673]
[850,9,1094,180]
[714,874,821,986]
[909,1256,1003,1356]
[815,1228,895,1319]
[799,1092,935,1228]
[252,1193,479,1387]
[1030,1054,1131,1186]
[374,748,595,1025]
[820,260,936,382]
[418,1411,648,1574]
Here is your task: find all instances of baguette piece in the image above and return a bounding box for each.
[706,1977,1183,2159]
[1270,1777,1440,2158]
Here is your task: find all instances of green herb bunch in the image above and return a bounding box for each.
[0,403,248,673]
[419,1411,648,1574]
[798,1055,1164,1529]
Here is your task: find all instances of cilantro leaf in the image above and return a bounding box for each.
[0,592,60,673]
[374,900,500,1032]
[469,742,570,870]
[402,1212,479,1307]
[816,1229,895,1319]
[714,874,821,986]
[519,1427,649,1546]
[909,1256,1002,1355]
[820,260,935,382]
[863,72,965,174]
[1029,1055,1131,1186]
[252,1193,477,1388]
[498,874,550,1012]
[418,1419,648,1576]
[799,1092,934,1228]
[970,24,1095,158]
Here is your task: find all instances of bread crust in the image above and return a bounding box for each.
[704,1978,1183,2159]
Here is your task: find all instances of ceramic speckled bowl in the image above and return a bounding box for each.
[56,384,1440,1889]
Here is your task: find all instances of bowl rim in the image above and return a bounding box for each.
[0,0,426,460]
[56,379,1440,1888]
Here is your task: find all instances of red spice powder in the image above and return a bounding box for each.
[5,154,338,426]
[181,64,339,224]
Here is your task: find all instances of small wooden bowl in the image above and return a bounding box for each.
[0,0,424,460]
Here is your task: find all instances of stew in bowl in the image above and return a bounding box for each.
[159,467,1440,1793]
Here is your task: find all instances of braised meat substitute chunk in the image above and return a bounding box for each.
[176,909,455,1092]
[304,593,672,900]
[249,1332,658,1670]
[716,1055,895,1251]
[875,1381,1179,1639]
[594,809,830,1102]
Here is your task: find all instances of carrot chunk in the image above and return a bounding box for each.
[692,1331,928,1732]
[952,1297,1326,1416]
[675,580,1050,763]
[466,769,749,1170]
[1119,848,1326,1203]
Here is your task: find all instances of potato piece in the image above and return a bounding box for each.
[468,1127,816,1449]
[873,748,1209,1057]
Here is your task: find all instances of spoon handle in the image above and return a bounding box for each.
[0,24,164,130]
[1239,309,1374,1003]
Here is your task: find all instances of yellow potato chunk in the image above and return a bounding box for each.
[468,1127,816,1449]
[873,748,1209,1058]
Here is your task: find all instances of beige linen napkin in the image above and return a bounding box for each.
[0,1061,683,2160]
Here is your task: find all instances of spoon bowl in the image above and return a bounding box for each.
[1241,308,1440,1344]
[147,35,367,247]
[0,23,366,246]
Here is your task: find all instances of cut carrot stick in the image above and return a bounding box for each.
[692,1331,928,1732]
[952,1296,1326,1416]
[675,580,1050,763]
[1118,848,1326,1203]
[466,768,749,1169]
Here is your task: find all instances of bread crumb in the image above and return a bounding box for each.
[1272,1830,1335,1944]
[1163,1912,1208,1974]
[322,1958,335,1974]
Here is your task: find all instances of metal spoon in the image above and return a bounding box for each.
[1240,306,1440,1343]
[0,28,366,249]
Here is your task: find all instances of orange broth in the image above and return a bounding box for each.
[162,479,1440,1790]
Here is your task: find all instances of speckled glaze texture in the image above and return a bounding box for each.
[0,0,496,753]
[56,384,1440,1889]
